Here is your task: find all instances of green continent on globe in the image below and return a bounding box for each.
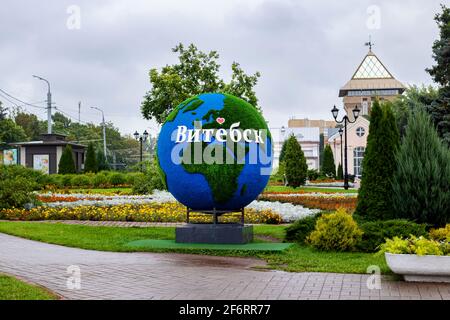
[181,93,269,204]
[166,96,204,122]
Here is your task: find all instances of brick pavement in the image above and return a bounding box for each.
[0,233,449,300]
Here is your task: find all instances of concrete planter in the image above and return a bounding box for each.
[385,253,450,283]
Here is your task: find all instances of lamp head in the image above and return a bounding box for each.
[331,105,339,120]
[352,105,361,120]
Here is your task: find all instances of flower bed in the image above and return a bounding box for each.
[258,194,357,211]
[0,203,283,224]
[31,191,320,223]
[37,195,104,203]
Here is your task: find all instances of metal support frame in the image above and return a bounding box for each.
[185,207,246,225]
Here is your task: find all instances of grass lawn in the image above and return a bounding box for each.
[264,185,358,194]
[0,274,57,300]
[0,221,388,274]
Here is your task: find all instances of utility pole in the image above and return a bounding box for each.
[91,106,107,160]
[33,75,52,134]
[78,101,81,123]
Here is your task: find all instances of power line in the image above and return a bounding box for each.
[54,105,91,125]
[0,88,46,109]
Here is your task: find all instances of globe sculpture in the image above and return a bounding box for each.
[157,93,273,212]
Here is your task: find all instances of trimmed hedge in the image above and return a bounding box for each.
[285,213,322,243]
[356,219,428,252]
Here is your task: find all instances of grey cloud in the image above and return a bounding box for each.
[0,0,444,134]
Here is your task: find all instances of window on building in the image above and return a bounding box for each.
[362,101,368,115]
[353,147,365,177]
[356,127,365,137]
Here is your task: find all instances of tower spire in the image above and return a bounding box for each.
[364,35,373,51]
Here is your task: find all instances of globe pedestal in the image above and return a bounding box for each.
[176,224,253,244]
[175,208,253,244]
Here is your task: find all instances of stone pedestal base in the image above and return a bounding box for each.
[176,224,253,244]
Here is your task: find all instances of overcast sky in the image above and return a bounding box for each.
[0,0,444,137]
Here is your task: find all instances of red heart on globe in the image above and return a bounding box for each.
[216,117,225,125]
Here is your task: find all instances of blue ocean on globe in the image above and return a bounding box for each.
[157,93,273,211]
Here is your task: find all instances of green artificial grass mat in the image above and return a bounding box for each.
[126,239,293,251]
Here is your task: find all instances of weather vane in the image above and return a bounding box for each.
[365,35,374,50]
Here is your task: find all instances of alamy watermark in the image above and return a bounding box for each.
[366,265,382,290]
[66,5,81,30]
[66,265,81,290]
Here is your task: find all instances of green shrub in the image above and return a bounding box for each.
[40,174,64,188]
[132,173,154,195]
[0,177,38,209]
[429,224,450,242]
[125,172,142,185]
[357,219,428,252]
[307,169,320,181]
[307,208,363,251]
[379,236,447,256]
[0,165,43,209]
[92,173,109,187]
[70,174,92,187]
[61,174,75,187]
[108,172,126,186]
[285,213,321,243]
[392,109,450,226]
[0,165,45,187]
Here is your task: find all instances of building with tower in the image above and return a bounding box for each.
[328,46,405,177]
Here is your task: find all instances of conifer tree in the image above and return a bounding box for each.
[284,135,308,188]
[58,145,76,174]
[355,100,400,220]
[392,109,450,226]
[321,145,336,178]
[337,163,343,180]
[84,142,98,173]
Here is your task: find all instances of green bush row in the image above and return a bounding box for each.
[285,210,428,253]
[40,171,144,188]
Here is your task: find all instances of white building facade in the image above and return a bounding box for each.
[273,127,320,170]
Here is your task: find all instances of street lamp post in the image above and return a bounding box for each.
[134,130,149,172]
[32,75,52,134]
[91,107,107,160]
[331,105,360,190]
[339,127,343,179]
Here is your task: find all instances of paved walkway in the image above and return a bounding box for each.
[1,233,449,300]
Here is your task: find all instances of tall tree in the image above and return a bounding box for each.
[279,139,288,163]
[141,43,261,123]
[426,5,450,146]
[96,149,109,171]
[0,119,27,144]
[355,100,400,220]
[58,145,76,174]
[284,135,308,188]
[337,163,343,180]
[0,101,7,120]
[321,144,336,178]
[392,109,450,226]
[391,85,438,138]
[15,112,41,140]
[84,142,98,173]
